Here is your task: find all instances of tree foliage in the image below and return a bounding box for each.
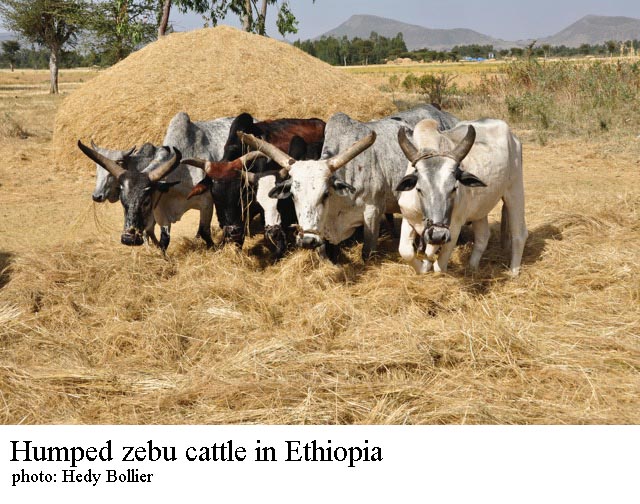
[294,32,407,66]
[167,0,309,37]
[88,0,158,64]
[1,40,21,70]
[0,0,89,92]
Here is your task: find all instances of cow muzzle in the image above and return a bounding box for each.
[121,229,144,246]
[265,225,286,254]
[425,223,451,246]
[297,233,324,250]
[222,225,244,247]
[92,193,106,203]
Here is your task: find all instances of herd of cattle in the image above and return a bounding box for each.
[78,104,528,275]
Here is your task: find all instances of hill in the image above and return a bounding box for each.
[317,14,515,50]
[315,13,640,50]
[540,15,640,47]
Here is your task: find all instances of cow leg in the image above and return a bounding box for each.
[159,225,171,252]
[196,200,215,248]
[384,213,397,238]
[502,185,528,275]
[468,216,490,271]
[399,218,432,274]
[145,227,159,247]
[434,224,462,273]
[362,205,381,260]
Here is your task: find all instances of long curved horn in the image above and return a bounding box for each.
[235,150,267,184]
[78,140,126,179]
[148,148,182,182]
[327,131,376,172]
[397,127,421,164]
[237,132,295,171]
[449,125,476,163]
[181,157,207,170]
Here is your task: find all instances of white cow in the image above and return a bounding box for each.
[395,118,527,275]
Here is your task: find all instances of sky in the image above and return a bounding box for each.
[169,0,640,42]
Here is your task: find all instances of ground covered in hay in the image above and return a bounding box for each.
[1,68,639,424]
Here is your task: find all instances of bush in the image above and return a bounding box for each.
[401,72,458,107]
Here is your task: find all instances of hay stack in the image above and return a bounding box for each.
[53,26,396,170]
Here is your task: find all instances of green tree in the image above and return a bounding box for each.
[1,40,21,71]
[89,0,158,64]
[158,0,312,38]
[606,40,617,57]
[0,0,88,93]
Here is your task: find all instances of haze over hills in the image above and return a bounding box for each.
[538,15,640,47]
[315,14,640,50]
[317,14,515,50]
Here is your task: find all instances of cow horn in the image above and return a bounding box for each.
[235,150,266,184]
[78,140,126,179]
[327,131,376,172]
[237,132,296,171]
[449,125,476,163]
[397,127,421,164]
[122,145,136,158]
[148,148,182,182]
[182,157,207,170]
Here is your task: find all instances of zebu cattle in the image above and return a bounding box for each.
[183,113,325,248]
[240,108,458,260]
[395,118,527,275]
[84,113,234,250]
[254,135,324,258]
[78,142,183,246]
[240,105,460,259]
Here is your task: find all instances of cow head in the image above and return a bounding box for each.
[395,122,485,250]
[254,135,323,256]
[78,141,182,246]
[89,141,136,203]
[238,130,376,250]
[181,151,266,247]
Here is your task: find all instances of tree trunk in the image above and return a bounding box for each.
[10,63,14,72]
[158,0,172,38]
[49,48,59,94]
[257,0,267,35]
[241,0,252,31]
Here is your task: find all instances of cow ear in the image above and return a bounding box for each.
[332,179,356,196]
[155,180,181,193]
[456,170,487,187]
[395,173,418,191]
[268,179,292,199]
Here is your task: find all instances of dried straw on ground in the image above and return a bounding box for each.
[52,26,396,170]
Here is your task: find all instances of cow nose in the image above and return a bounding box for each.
[92,194,105,203]
[297,233,323,249]
[426,226,451,245]
[121,231,144,246]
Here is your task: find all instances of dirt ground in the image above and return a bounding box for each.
[0,68,638,424]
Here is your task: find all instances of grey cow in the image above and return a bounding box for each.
[87,113,234,250]
[242,106,459,260]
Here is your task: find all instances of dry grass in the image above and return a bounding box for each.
[52,26,395,171]
[1,62,639,425]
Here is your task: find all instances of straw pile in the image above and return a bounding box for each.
[53,26,396,170]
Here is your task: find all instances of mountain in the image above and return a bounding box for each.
[316,14,516,50]
[539,15,640,47]
[315,14,640,50]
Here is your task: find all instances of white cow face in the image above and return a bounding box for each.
[268,160,355,249]
[396,125,485,246]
